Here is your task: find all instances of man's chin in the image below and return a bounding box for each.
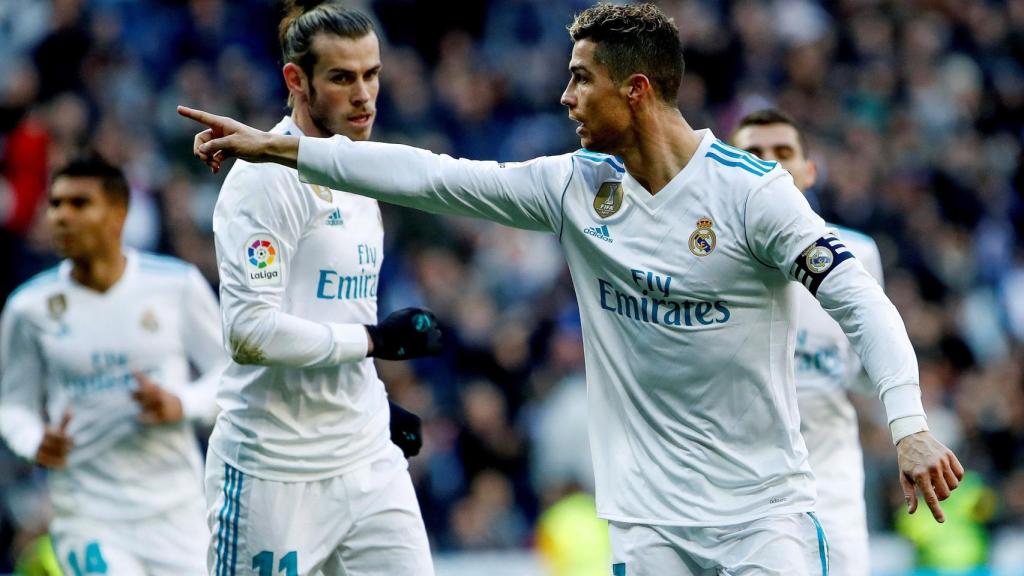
[580,137,610,154]
[335,123,374,141]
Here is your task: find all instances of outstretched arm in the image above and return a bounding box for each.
[746,169,964,523]
[178,105,570,233]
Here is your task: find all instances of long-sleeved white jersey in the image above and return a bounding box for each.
[296,129,926,526]
[794,226,883,539]
[0,250,224,521]
[209,116,389,481]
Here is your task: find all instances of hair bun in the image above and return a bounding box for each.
[280,0,331,46]
[283,0,331,16]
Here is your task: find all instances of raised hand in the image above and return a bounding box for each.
[36,410,73,469]
[896,430,965,522]
[176,105,299,173]
[132,371,184,425]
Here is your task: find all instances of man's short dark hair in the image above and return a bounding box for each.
[52,153,130,207]
[733,108,810,157]
[568,3,684,104]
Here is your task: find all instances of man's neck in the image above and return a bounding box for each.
[617,108,701,196]
[71,250,127,293]
[290,107,329,139]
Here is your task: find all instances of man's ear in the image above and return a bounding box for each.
[626,73,654,106]
[283,63,308,101]
[805,158,819,189]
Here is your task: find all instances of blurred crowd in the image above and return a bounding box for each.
[1,0,1023,572]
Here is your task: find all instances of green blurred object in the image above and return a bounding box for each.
[895,472,996,570]
[536,492,611,576]
[14,534,63,576]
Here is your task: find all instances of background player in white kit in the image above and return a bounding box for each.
[0,154,225,575]
[732,109,884,576]
[202,2,441,575]
[180,3,964,574]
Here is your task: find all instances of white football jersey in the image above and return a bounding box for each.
[0,250,224,521]
[210,116,390,481]
[296,128,925,526]
[793,226,883,538]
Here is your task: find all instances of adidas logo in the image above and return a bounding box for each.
[326,208,344,226]
[583,224,613,243]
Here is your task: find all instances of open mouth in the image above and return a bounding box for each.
[348,113,373,127]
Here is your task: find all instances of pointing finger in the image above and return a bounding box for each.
[916,474,946,523]
[177,105,222,128]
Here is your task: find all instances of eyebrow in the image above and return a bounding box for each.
[326,64,382,75]
[569,64,589,74]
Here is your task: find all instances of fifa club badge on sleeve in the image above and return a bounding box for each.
[309,184,333,203]
[141,309,160,332]
[47,293,69,336]
[47,293,67,320]
[688,217,716,257]
[593,181,624,218]
[245,234,283,286]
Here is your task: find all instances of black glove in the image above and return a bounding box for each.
[366,308,442,360]
[389,401,423,458]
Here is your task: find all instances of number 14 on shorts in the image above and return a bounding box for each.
[253,550,298,576]
[67,542,108,575]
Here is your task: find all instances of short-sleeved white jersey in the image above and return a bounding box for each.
[297,128,924,526]
[794,226,883,534]
[210,117,389,481]
[0,250,224,521]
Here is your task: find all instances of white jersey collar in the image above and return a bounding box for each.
[622,128,715,215]
[275,115,306,137]
[59,248,138,296]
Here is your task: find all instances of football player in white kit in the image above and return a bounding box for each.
[180,4,964,574]
[732,109,882,576]
[202,2,440,575]
[0,154,226,575]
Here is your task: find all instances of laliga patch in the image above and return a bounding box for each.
[791,234,854,296]
[245,234,283,286]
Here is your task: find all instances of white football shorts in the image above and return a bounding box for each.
[205,444,432,576]
[609,512,829,576]
[51,497,208,576]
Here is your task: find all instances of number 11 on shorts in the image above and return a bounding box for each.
[252,550,298,576]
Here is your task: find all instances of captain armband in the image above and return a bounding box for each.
[789,234,856,296]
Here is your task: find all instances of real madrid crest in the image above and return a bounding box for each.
[593,181,624,218]
[141,309,160,332]
[688,217,716,257]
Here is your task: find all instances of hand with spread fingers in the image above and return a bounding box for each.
[35,410,74,469]
[132,371,184,426]
[177,105,300,174]
[896,430,965,523]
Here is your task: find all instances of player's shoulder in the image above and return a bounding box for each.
[4,264,64,316]
[570,149,625,184]
[703,138,780,186]
[220,158,301,199]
